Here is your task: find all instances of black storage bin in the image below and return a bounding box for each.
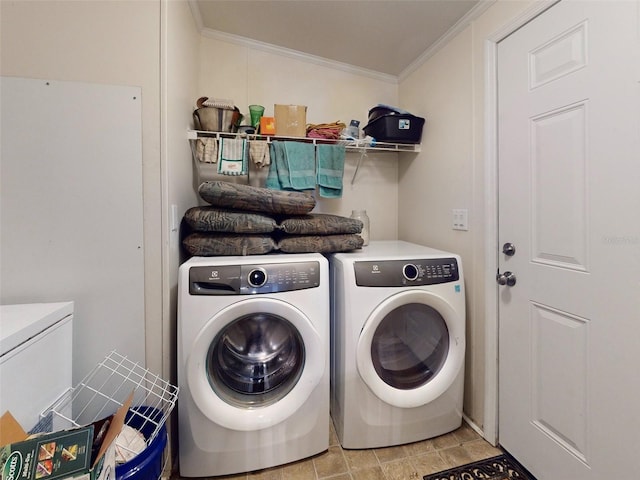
[363,113,425,144]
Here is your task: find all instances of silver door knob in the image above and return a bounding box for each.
[502,242,516,256]
[496,271,517,287]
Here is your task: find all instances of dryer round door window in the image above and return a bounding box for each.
[208,312,304,407]
[371,303,449,390]
[186,298,325,431]
[356,290,465,409]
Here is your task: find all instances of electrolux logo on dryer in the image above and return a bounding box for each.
[209,270,220,280]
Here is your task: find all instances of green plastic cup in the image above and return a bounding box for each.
[249,105,265,129]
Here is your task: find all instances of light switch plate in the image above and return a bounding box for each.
[171,204,179,232]
[452,209,469,231]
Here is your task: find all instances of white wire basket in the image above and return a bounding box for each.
[43,351,179,452]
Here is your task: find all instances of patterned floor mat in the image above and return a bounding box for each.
[423,453,536,480]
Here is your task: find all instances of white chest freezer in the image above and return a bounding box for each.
[0,302,74,431]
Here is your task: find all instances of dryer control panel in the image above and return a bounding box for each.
[189,261,321,295]
[354,258,459,287]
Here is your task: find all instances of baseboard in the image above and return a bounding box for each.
[463,413,494,445]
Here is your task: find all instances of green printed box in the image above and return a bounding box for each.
[0,426,93,480]
[1,394,130,480]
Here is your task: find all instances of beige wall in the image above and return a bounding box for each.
[164,0,201,391]
[398,0,537,429]
[398,25,479,421]
[162,0,201,467]
[180,0,541,436]
[0,1,164,374]
[1,0,542,439]
[196,35,402,238]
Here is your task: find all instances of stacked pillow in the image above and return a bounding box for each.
[182,181,364,256]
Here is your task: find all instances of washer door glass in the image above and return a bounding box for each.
[186,297,325,431]
[208,313,304,407]
[356,290,465,409]
[371,303,448,390]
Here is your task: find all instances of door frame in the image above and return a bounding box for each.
[482,0,560,445]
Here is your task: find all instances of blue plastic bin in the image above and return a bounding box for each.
[115,406,167,480]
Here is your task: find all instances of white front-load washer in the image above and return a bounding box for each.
[178,253,329,477]
[329,240,465,449]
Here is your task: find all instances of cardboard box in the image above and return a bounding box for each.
[0,395,131,480]
[274,104,307,137]
[0,411,27,447]
[259,116,275,135]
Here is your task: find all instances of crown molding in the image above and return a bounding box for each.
[398,0,497,82]
[188,0,498,85]
[198,27,399,85]
[187,0,204,31]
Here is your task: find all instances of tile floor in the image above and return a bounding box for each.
[174,418,502,480]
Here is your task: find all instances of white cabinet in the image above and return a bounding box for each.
[0,302,74,431]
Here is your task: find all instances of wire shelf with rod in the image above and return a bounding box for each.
[44,351,179,453]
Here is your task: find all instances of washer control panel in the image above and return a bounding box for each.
[189,261,321,295]
[354,258,459,287]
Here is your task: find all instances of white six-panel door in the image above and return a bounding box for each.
[497,1,640,478]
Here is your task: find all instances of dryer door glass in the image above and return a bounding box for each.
[371,303,449,389]
[207,313,305,407]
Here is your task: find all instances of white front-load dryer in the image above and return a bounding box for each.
[329,240,465,449]
[178,253,329,477]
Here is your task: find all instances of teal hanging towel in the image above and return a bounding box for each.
[283,141,316,190]
[316,144,345,198]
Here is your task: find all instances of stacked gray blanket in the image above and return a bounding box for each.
[181,181,364,256]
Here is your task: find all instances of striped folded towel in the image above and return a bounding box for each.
[217,138,248,176]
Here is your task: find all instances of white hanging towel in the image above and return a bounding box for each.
[195,138,218,163]
[217,138,248,175]
[249,140,271,168]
